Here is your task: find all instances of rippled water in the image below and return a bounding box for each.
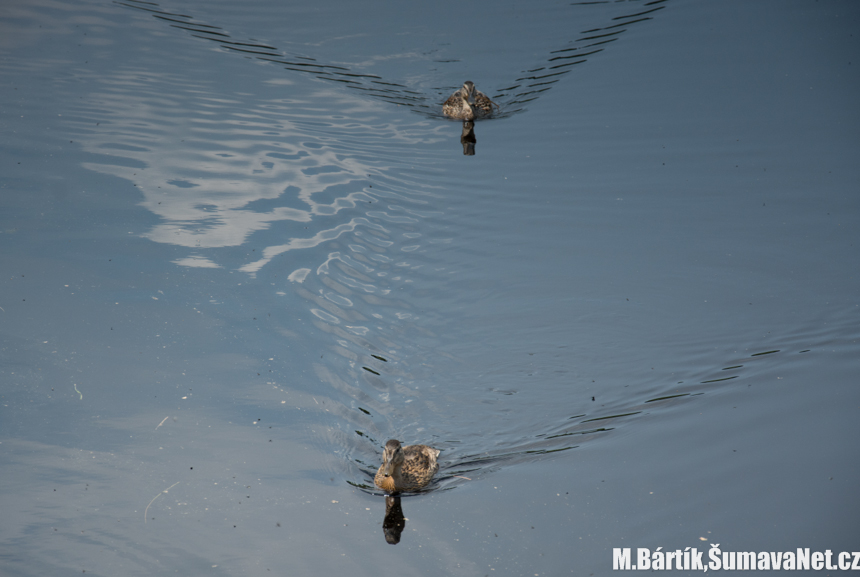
[2,0,859,574]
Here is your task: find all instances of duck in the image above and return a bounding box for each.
[442,81,497,120]
[374,439,440,493]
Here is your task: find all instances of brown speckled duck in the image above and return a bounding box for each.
[374,439,440,493]
[443,81,497,120]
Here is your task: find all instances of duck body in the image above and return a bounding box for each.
[374,439,440,493]
[443,81,496,120]
[442,83,475,120]
[472,87,495,117]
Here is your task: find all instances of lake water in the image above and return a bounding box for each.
[1,0,859,574]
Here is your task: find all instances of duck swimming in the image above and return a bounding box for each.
[443,81,497,120]
[374,439,440,493]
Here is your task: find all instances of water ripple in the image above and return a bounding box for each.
[68,0,847,498]
[114,0,670,117]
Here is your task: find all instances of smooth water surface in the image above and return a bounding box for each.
[1,0,859,574]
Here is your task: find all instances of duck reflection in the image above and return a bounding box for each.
[443,80,497,156]
[460,121,476,156]
[382,496,406,544]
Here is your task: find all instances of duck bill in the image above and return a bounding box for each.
[381,460,395,477]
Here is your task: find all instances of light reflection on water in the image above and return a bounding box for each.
[61,0,858,497]
[3,0,859,569]
[72,72,441,258]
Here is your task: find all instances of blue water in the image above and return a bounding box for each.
[1,0,859,574]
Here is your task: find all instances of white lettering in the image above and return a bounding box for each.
[812,551,824,570]
[770,551,783,570]
[738,552,755,570]
[613,548,631,570]
[691,548,704,571]
[666,551,678,570]
[617,546,860,572]
[784,551,796,570]
[709,544,722,571]
[723,551,736,571]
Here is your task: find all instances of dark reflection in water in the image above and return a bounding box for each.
[460,121,476,155]
[115,0,667,118]
[382,496,405,544]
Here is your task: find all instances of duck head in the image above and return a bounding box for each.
[461,80,477,103]
[379,439,405,490]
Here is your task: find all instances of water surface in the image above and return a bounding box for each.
[1,0,859,574]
